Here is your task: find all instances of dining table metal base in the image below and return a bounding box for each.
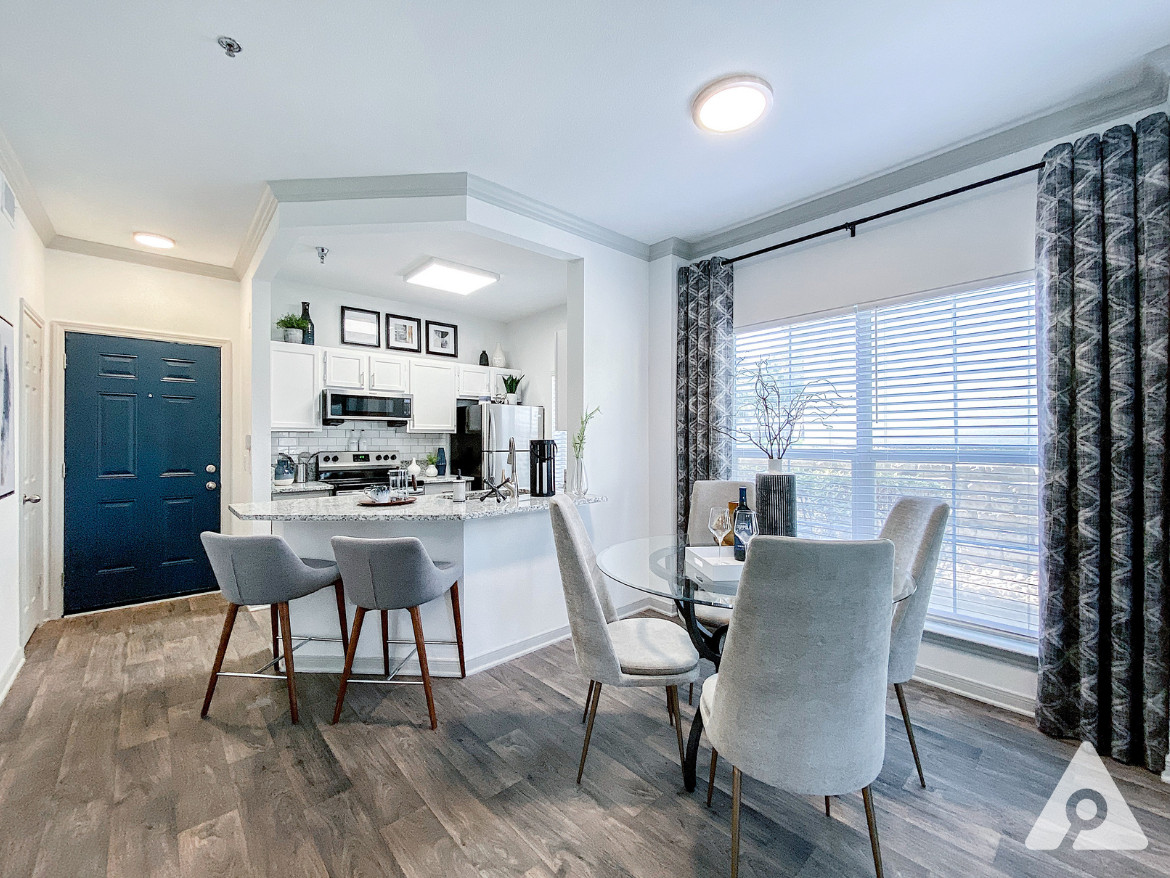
[684,708,705,792]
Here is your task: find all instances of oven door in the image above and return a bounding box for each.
[322,391,412,425]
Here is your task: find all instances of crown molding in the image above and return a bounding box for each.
[649,237,695,261]
[268,172,469,202]
[233,184,278,278]
[0,124,55,245]
[48,236,238,281]
[686,61,1169,259]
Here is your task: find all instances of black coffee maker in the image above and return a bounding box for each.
[529,439,557,497]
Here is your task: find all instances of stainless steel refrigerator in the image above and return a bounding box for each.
[450,401,545,489]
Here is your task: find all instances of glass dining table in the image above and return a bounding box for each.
[595,535,916,792]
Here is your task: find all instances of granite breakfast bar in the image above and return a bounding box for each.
[228,493,605,677]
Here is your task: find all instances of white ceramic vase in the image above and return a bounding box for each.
[506,392,518,405]
[282,328,303,343]
[425,464,439,478]
[767,458,784,473]
[491,343,507,368]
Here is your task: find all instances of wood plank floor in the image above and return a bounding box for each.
[1,593,1168,877]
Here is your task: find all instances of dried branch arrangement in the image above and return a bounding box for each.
[718,359,840,460]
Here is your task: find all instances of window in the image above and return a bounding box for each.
[733,278,1039,638]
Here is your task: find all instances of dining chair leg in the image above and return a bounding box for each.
[409,606,438,730]
[894,683,926,788]
[333,581,349,652]
[668,686,686,776]
[201,603,239,718]
[582,680,595,723]
[730,766,742,878]
[688,682,693,705]
[666,689,675,727]
[706,748,718,807]
[824,796,831,817]
[381,610,391,677]
[861,785,885,878]
[276,602,299,724]
[269,604,281,672]
[331,606,366,724]
[577,681,602,784]
[450,580,467,678]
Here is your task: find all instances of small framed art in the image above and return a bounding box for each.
[340,306,381,347]
[425,320,459,358]
[385,313,422,353]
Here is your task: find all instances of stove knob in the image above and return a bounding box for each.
[376,454,383,461]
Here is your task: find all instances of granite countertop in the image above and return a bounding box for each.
[271,481,334,495]
[230,492,605,522]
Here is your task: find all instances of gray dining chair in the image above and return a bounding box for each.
[700,535,895,878]
[549,495,700,783]
[200,532,350,724]
[880,496,950,788]
[329,536,466,729]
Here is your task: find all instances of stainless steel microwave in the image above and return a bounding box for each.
[321,391,412,426]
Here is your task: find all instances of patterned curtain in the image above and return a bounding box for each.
[675,258,735,548]
[1036,111,1170,772]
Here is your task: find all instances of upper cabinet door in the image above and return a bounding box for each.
[324,349,366,390]
[370,354,410,394]
[456,365,492,398]
[271,343,321,431]
[408,361,457,433]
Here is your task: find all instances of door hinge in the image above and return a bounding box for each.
[62,352,67,369]
[62,461,66,479]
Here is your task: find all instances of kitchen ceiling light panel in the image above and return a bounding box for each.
[133,231,175,249]
[692,75,773,133]
[404,258,499,295]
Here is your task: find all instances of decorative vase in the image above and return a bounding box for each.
[436,448,447,476]
[282,327,303,344]
[425,464,439,478]
[299,302,315,345]
[767,458,784,474]
[273,455,295,486]
[479,350,490,366]
[506,392,518,405]
[754,472,797,536]
[571,458,589,498]
[407,458,422,478]
[491,343,507,368]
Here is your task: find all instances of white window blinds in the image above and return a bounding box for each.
[734,279,1039,638]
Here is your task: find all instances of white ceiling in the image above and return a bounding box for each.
[276,228,569,322]
[1,2,1169,268]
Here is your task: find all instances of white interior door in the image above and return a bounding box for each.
[19,305,46,643]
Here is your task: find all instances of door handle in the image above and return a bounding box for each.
[206,482,218,491]
[23,494,41,504]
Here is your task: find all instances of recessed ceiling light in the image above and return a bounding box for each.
[404,258,499,295]
[133,232,175,249]
[692,75,773,133]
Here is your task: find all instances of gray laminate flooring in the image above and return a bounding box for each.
[0,593,1167,877]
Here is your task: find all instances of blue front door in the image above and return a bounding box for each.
[64,332,222,613]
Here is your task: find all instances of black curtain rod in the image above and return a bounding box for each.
[724,161,1045,266]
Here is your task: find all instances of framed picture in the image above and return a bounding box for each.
[340,306,381,348]
[425,320,459,358]
[0,314,14,500]
[385,313,422,353]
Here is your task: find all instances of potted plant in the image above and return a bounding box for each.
[500,373,524,404]
[717,360,838,535]
[570,406,600,498]
[424,452,439,478]
[276,312,310,344]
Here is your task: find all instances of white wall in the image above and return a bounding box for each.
[270,278,507,364]
[0,198,46,698]
[501,304,567,423]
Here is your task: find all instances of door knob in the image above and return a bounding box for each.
[206,482,218,491]
[23,494,41,504]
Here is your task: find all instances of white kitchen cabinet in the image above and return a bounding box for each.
[369,354,410,393]
[408,361,457,432]
[270,342,321,431]
[456,365,492,398]
[323,349,367,390]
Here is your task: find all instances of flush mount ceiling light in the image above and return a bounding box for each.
[692,75,773,133]
[132,231,175,249]
[404,258,499,295]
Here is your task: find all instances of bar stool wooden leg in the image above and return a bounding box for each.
[381,610,391,677]
[409,606,438,730]
[333,581,349,652]
[202,603,239,718]
[269,604,280,672]
[582,680,596,723]
[332,606,366,724]
[707,748,719,807]
[668,686,687,778]
[276,602,299,724]
[450,580,467,678]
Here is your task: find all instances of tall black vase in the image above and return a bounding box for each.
[300,301,315,345]
[755,472,797,536]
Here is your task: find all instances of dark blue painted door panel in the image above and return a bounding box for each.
[64,332,221,613]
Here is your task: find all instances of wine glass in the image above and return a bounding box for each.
[708,508,732,557]
[733,510,759,558]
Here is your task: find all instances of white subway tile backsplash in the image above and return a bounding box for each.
[271,429,451,478]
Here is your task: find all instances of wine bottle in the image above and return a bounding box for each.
[733,487,751,561]
[300,301,315,345]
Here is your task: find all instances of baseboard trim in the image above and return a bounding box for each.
[289,596,661,678]
[912,664,1035,717]
[0,648,26,707]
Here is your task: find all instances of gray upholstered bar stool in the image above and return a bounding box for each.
[199,532,350,724]
[330,536,466,729]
